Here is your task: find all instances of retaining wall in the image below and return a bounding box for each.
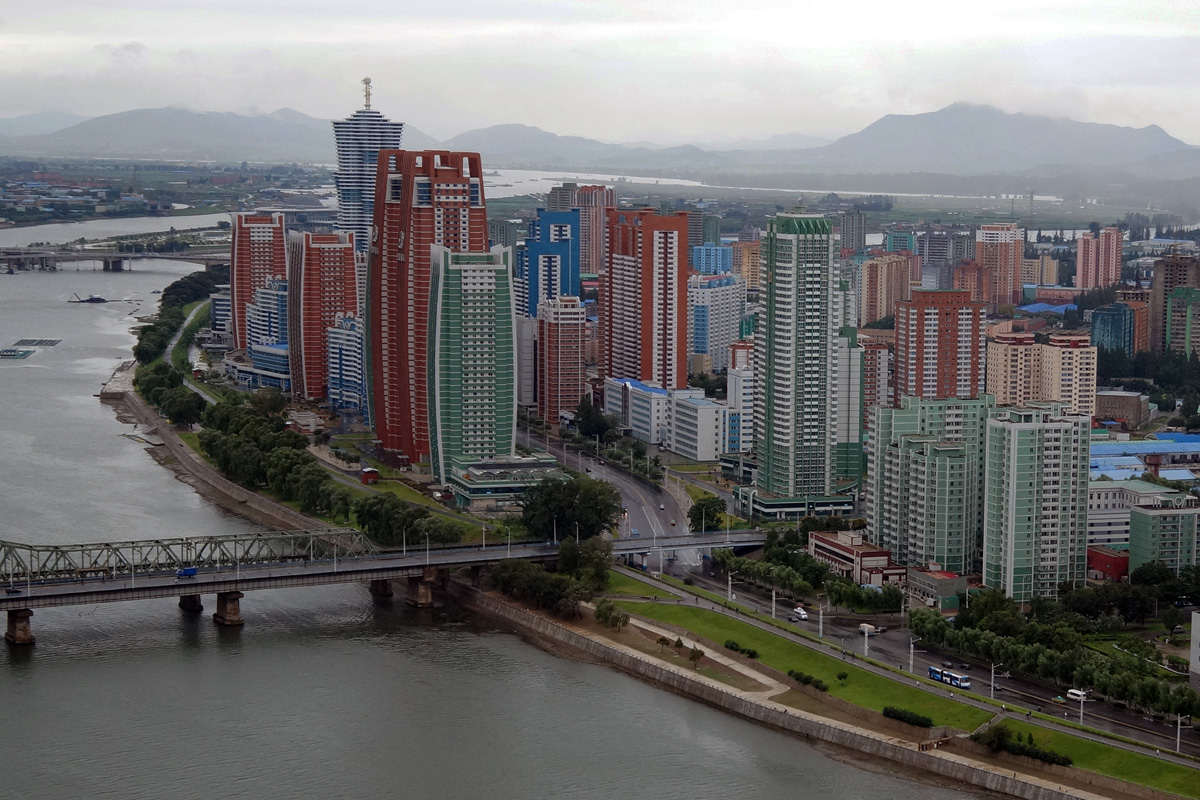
[451,581,1174,800]
[117,390,331,531]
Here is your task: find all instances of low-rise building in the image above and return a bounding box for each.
[1087,479,1185,549]
[1086,545,1129,582]
[906,566,968,610]
[808,529,907,587]
[603,377,669,444]
[1095,391,1152,431]
[662,389,727,462]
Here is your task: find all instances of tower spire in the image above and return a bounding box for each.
[362,77,372,110]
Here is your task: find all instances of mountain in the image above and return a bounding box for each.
[0,112,91,137]
[798,103,1192,174]
[0,108,438,163]
[694,131,833,151]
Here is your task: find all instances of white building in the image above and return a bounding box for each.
[663,389,728,462]
[603,377,669,444]
[726,365,754,453]
[1087,479,1188,549]
[688,273,746,372]
[331,81,404,252]
[327,314,366,412]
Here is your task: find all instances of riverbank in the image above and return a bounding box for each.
[450,579,1185,800]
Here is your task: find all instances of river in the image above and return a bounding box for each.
[0,229,983,799]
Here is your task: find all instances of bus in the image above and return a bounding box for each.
[927,666,972,690]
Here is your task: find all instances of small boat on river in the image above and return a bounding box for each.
[69,293,108,303]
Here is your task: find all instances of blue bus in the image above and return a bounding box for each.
[927,666,971,690]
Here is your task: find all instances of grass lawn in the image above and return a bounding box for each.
[614,602,993,731]
[684,484,713,503]
[373,479,445,511]
[607,570,676,599]
[670,464,715,474]
[996,719,1200,798]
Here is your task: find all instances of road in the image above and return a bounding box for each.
[675,567,1200,759]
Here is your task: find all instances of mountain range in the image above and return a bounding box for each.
[0,104,1194,181]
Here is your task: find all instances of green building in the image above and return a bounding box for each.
[1164,286,1200,357]
[982,404,1090,602]
[865,395,997,574]
[1129,496,1199,574]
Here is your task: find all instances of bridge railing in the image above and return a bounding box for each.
[0,529,376,583]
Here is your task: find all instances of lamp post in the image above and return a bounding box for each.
[910,637,921,674]
[1178,713,1190,754]
[1079,691,1085,725]
[771,587,776,619]
[727,570,738,602]
[863,627,869,658]
[990,662,1004,701]
[425,532,430,566]
[818,604,825,639]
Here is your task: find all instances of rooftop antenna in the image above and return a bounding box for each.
[794,194,806,214]
[362,77,372,111]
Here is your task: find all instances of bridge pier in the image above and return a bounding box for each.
[470,564,484,588]
[433,567,450,590]
[406,576,434,607]
[178,594,203,612]
[5,609,34,645]
[212,591,245,626]
[368,578,394,599]
[102,257,125,272]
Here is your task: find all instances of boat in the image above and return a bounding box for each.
[69,293,108,304]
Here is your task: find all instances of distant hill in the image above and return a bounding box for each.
[0,107,437,163]
[0,112,91,137]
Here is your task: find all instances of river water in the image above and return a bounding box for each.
[0,228,982,799]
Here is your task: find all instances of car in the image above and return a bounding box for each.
[4,587,21,595]
[670,519,676,526]
[797,610,809,621]
[941,660,954,668]
[1051,695,1067,705]
[787,615,799,623]
[630,529,641,539]
[1172,625,1186,634]
[659,503,665,510]
[958,663,973,671]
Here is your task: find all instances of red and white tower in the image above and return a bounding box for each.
[230,212,286,350]
[287,230,358,401]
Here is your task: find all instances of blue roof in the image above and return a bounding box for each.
[1093,441,1200,456]
[1090,456,1146,468]
[613,378,668,396]
[1159,469,1198,481]
[1018,303,1078,314]
[1090,469,1142,480]
[1149,433,1200,443]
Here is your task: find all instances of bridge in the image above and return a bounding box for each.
[0,528,766,643]
[2,247,230,273]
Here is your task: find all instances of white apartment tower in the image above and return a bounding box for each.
[331,78,405,252]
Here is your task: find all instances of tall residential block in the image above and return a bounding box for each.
[731,240,761,289]
[428,245,516,484]
[866,395,998,574]
[601,209,688,389]
[1076,227,1123,290]
[983,404,1090,602]
[837,210,866,252]
[368,150,488,460]
[753,208,837,498]
[1129,495,1199,575]
[1021,254,1059,287]
[861,336,891,428]
[952,261,994,305]
[230,212,287,350]
[331,81,404,252]
[225,279,291,391]
[515,208,580,318]
[692,244,733,275]
[893,290,986,405]
[986,332,1097,417]
[1150,253,1200,354]
[286,230,358,401]
[327,314,366,412]
[689,273,746,372]
[976,223,1024,306]
[1165,287,1200,357]
[860,253,913,326]
[537,296,586,426]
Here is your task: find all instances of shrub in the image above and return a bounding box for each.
[787,669,825,689]
[883,706,934,728]
[724,639,741,651]
[836,671,849,682]
[971,725,1072,766]
[683,577,694,586]
[743,648,759,659]
[811,679,829,692]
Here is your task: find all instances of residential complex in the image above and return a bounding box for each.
[327,314,367,412]
[837,210,866,252]
[547,183,614,276]
[1128,495,1199,575]
[692,244,733,275]
[688,273,746,372]
[230,212,287,350]
[516,208,580,318]
[331,83,404,252]
[976,223,1023,306]
[286,230,358,401]
[893,290,986,404]
[537,296,586,426]
[731,240,761,289]
[1076,227,1123,290]
[859,253,912,326]
[1091,300,1149,356]
[986,332,1097,417]
[1149,253,1200,354]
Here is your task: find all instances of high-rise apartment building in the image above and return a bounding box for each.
[537,296,586,426]
[952,261,994,305]
[515,208,580,318]
[548,183,614,277]
[860,336,891,427]
[327,314,366,412]
[1091,301,1145,356]
[976,223,1024,306]
[983,404,1090,602]
[331,80,404,252]
[860,253,913,326]
[986,332,1097,416]
[286,230,358,401]
[688,273,746,372]
[1164,287,1200,357]
[230,212,287,351]
[866,395,998,574]
[753,209,837,498]
[731,241,761,289]
[601,209,689,389]
[1150,253,1200,354]
[692,244,733,275]
[225,279,291,391]
[837,210,866,252]
[1076,227,1123,290]
[1021,254,1059,287]
[1129,496,1200,575]
[893,290,986,404]
[368,150,488,460]
[428,245,516,484]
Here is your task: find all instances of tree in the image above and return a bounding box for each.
[558,536,581,577]
[574,398,611,440]
[674,636,684,653]
[159,385,206,427]
[520,476,621,541]
[1161,605,1186,633]
[688,495,726,532]
[689,646,705,670]
[578,536,614,591]
[656,635,672,654]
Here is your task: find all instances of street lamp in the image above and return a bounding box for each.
[1178,713,1191,754]
[727,570,738,602]
[909,637,921,674]
[990,662,1004,701]
[863,627,869,658]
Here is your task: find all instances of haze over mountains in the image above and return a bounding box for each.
[0,104,1194,182]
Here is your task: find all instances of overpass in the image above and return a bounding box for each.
[0,528,766,643]
[2,247,230,272]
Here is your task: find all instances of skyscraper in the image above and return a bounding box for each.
[976,223,1024,306]
[1076,227,1123,290]
[537,296,586,426]
[331,78,404,252]
[986,332,1097,416]
[837,210,866,252]
[230,212,287,350]
[688,273,746,372]
[368,150,488,460]
[983,404,1090,602]
[286,230,358,401]
[515,208,580,318]
[547,183,614,276]
[893,290,986,404]
[1150,253,1200,354]
[859,253,912,326]
[753,208,837,499]
[731,241,761,289]
[327,314,366,412]
[601,208,689,389]
[427,245,517,484]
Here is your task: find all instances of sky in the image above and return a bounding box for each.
[3,0,1200,145]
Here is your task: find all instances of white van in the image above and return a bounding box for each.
[1066,689,1088,702]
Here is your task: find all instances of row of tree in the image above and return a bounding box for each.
[135,363,207,428]
[493,539,613,617]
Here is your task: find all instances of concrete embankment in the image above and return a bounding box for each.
[449,580,1184,800]
[115,388,330,531]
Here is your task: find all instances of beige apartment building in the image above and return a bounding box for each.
[986,332,1097,416]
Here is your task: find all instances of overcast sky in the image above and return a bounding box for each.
[3,1,1200,144]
